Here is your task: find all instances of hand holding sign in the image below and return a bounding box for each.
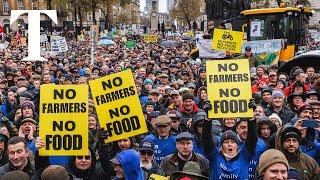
[35,137,45,150]
[97,128,109,145]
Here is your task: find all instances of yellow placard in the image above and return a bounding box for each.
[206,59,253,118]
[186,31,194,37]
[149,174,169,180]
[212,28,244,53]
[39,84,89,156]
[89,70,147,143]
[143,34,158,43]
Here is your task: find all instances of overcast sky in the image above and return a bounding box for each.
[140,0,168,13]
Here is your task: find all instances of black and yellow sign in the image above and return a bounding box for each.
[39,85,89,155]
[206,59,253,118]
[212,28,244,53]
[89,70,147,143]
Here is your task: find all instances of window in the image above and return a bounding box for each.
[87,12,93,21]
[32,0,38,10]
[67,13,72,21]
[3,0,10,14]
[18,0,25,10]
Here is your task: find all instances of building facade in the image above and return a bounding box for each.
[310,0,320,26]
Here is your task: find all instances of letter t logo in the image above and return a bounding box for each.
[10,10,57,61]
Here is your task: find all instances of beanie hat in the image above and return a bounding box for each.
[21,100,35,111]
[268,113,282,126]
[280,126,302,144]
[288,168,301,180]
[41,165,70,180]
[182,93,195,101]
[272,90,284,99]
[235,118,247,127]
[20,91,34,100]
[1,170,30,180]
[261,88,272,96]
[220,130,239,146]
[143,78,153,85]
[258,149,289,175]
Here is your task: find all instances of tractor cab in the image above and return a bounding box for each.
[241,7,312,62]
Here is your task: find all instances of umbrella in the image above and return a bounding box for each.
[159,40,180,47]
[100,34,113,40]
[98,39,115,46]
[278,50,320,74]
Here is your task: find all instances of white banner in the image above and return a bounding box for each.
[51,36,68,52]
[40,34,48,43]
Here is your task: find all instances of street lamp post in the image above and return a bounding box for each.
[47,0,52,35]
[69,0,77,40]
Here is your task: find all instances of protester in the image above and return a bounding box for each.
[171,161,209,180]
[255,149,289,180]
[0,136,35,177]
[138,139,164,178]
[160,132,209,177]
[275,125,319,180]
[143,115,176,165]
[110,149,144,180]
[264,90,295,124]
[202,116,258,179]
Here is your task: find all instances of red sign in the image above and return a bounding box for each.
[0,25,3,33]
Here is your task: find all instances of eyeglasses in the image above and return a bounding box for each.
[140,151,153,156]
[76,156,91,160]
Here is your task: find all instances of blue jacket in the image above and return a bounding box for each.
[144,133,176,164]
[115,149,144,180]
[208,144,250,180]
[49,156,72,166]
[242,138,267,180]
[202,120,257,180]
[300,141,320,165]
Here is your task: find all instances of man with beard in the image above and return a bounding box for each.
[138,139,164,179]
[0,136,35,177]
[275,125,319,180]
[160,132,209,177]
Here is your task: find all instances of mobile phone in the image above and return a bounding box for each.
[302,120,319,128]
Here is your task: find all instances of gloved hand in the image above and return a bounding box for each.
[1,116,10,125]
[97,128,109,145]
[248,98,256,110]
[203,100,212,112]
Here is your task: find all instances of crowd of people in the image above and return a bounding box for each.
[0,31,319,180]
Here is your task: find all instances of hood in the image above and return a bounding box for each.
[275,125,301,161]
[117,149,144,180]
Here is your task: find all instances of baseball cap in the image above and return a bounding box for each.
[138,139,155,152]
[170,90,180,97]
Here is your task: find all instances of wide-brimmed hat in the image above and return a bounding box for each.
[172,161,209,179]
[287,92,306,104]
